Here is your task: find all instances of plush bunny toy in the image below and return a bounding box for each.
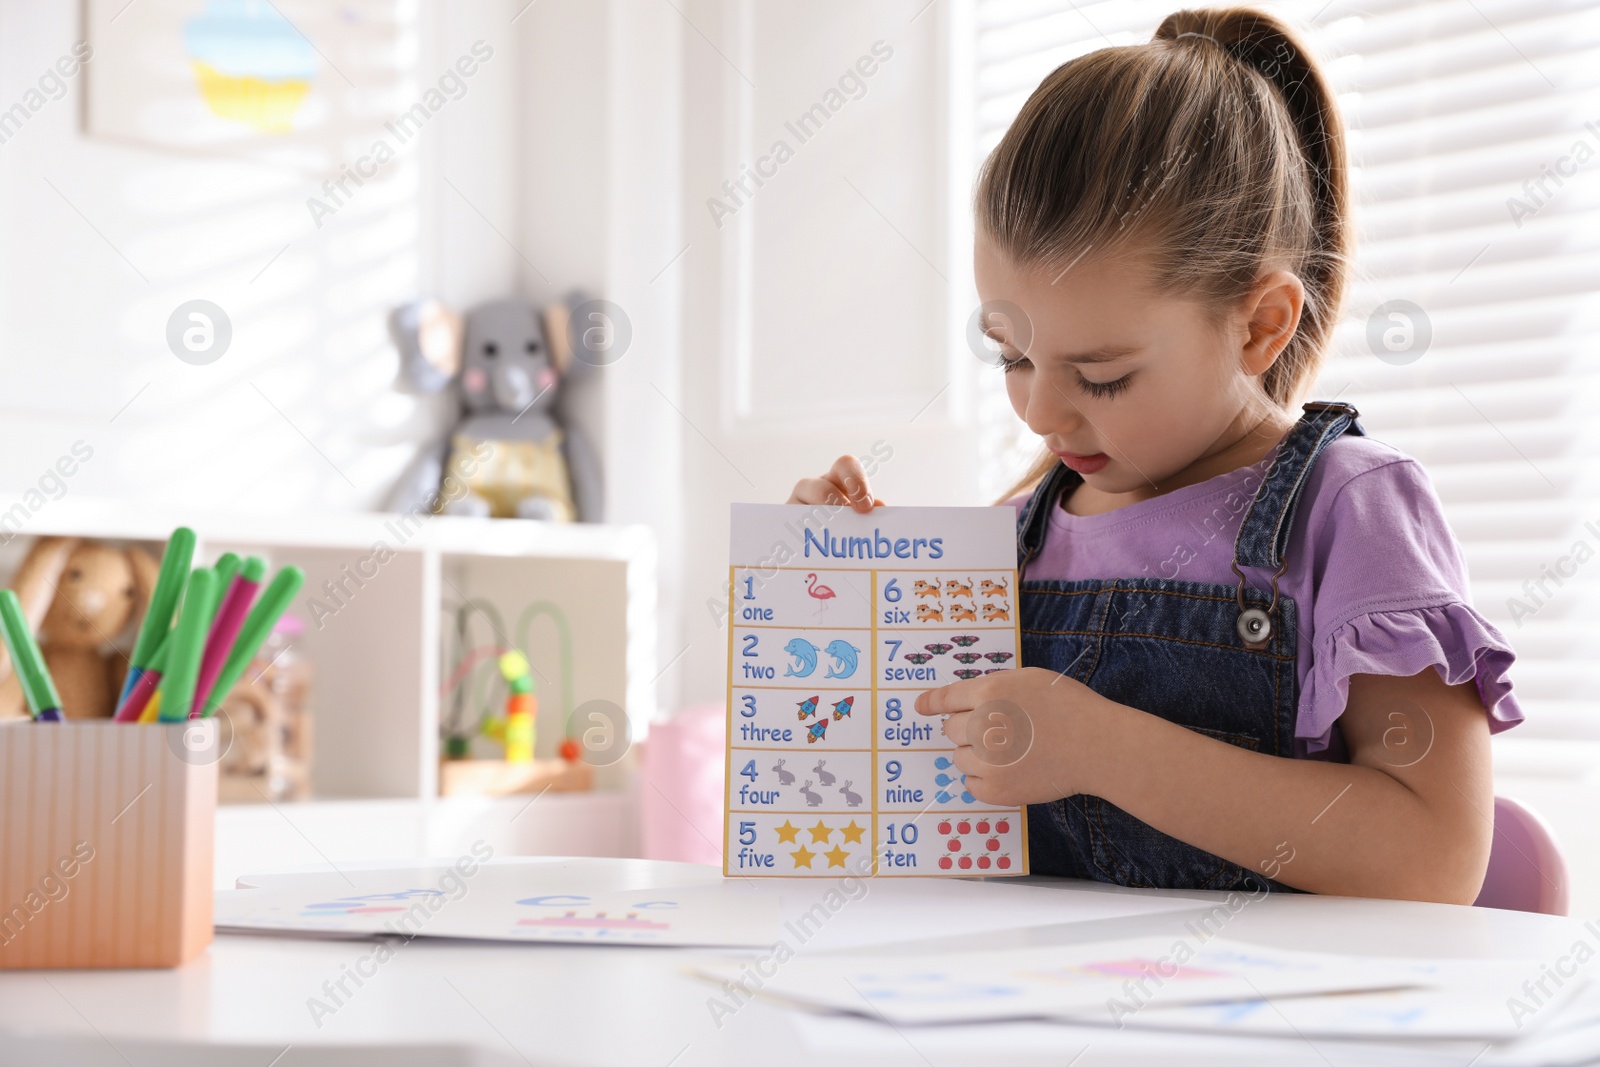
[385,294,602,522]
[0,537,157,719]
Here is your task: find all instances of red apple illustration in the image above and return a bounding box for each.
[938,821,951,835]
[938,855,953,870]
[977,820,990,834]
[958,821,971,834]
[986,837,1000,851]
[997,854,1012,870]
[996,819,1010,834]
[977,855,991,870]
[958,854,973,870]
[947,838,961,851]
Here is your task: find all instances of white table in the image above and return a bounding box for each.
[0,857,1590,1066]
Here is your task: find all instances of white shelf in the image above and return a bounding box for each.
[0,496,659,809]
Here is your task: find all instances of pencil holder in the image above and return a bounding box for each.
[0,720,217,968]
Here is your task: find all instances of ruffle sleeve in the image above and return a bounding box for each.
[1298,601,1524,755]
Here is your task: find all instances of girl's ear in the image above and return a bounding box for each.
[1239,271,1305,378]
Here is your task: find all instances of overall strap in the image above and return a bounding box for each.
[1232,400,1366,572]
[1016,461,1082,578]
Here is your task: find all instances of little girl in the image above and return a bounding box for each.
[788,8,1522,902]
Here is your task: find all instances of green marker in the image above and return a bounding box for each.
[119,527,195,709]
[158,569,216,722]
[208,554,241,620]
[0,590,62,721]
[201,566,305,718]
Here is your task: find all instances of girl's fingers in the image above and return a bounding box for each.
[939,709,971,747]
[826,455,875,513]
[788,477,849,506]
[788,455,884,511]
[915,677,988,717]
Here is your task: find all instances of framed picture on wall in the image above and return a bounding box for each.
[82,0,404,170]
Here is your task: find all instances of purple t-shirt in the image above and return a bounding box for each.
[1008,433,1523,758]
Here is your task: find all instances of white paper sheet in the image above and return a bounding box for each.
[216,882,779,948]
[1080,971,1590,1041]
[691,937,1455,1025]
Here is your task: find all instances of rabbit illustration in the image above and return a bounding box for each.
[840,781,863,808]
[813,760,835,787]
[800,781,823,807]
[773,759,795,786]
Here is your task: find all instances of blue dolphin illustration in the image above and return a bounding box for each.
[824,640,860,679]
[783,638,820,678]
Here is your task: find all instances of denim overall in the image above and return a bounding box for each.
[1017,402,1364,891]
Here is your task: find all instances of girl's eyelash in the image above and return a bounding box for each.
[1078,372,1132,399]
[996,355,1133,400]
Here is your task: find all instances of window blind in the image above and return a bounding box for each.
[966,0,1600,749]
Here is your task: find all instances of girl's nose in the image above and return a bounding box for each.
[1023,373,1078,439]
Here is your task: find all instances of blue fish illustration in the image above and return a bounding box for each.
[831,696,854,721]
[797,695,819,720]
[823,640,860,679]
[784,638,820,678]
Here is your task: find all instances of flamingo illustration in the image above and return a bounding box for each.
[806,573,836,621]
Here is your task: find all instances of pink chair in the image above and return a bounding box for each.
[1474,796,1569,915]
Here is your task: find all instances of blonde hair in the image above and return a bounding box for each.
[980,7,1351,503]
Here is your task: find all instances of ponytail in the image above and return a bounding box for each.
[981,7,1351,504]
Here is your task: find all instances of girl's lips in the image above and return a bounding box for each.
[1053,450,1109,475]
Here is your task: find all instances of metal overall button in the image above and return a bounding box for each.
[1236,608,1272,644]
[1231,558,1287,650]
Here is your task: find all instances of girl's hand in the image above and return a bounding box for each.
[914,667,1114,806]
[788,454,884,513]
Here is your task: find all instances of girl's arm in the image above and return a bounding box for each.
[919,666,1495,903]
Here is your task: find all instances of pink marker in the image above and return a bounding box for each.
[192,557,267,716]
[113,660,163,721]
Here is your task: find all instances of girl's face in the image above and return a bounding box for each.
[975,235,1288,498]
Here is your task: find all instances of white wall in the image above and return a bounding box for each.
[672,0,991,711]
[0,0,978,725]
[0,0,521,515]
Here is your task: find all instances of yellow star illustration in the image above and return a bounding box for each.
[790,846,816,869]
[807,820,833,844]
[839,820,866,845]
[774,820,800,844]
[824,845,850,868]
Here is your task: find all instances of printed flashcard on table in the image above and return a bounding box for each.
[725,504,1028,877]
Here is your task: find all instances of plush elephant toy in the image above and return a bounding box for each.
[385,293,602,522]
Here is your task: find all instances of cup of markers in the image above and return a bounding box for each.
[0,526,305,724]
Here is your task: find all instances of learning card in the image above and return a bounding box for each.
[215,882,778,948]
[689,937,1446,1025]
[725,504,1028,877]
